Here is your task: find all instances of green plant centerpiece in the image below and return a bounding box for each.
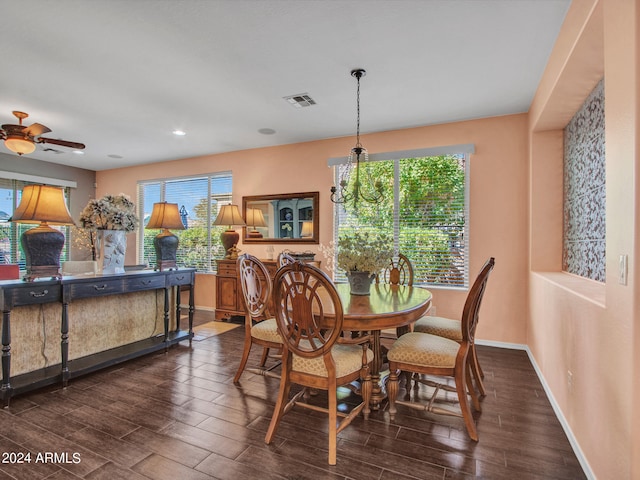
[337,231,393,295]
[78,194,139,273]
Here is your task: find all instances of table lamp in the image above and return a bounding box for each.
[245,207,267,238]
[300,220,313,238]
[145,202,185,270]
[213,204,245,259]
[10,184,75,281]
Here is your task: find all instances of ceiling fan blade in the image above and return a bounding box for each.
[37,137,85,150]
[24,123,52,137]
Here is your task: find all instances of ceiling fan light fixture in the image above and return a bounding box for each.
[5,136,35,155]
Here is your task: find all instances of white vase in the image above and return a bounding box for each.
[96,230,126,274]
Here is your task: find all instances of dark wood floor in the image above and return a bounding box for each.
[0,310,586,479]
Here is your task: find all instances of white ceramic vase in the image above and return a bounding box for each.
[96,230,126,274]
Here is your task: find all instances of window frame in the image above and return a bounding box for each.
[137,172,233,272]
[330,145,472,289]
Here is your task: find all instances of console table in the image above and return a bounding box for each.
[0,268,195,406]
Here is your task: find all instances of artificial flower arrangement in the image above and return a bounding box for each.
[320,231,393,274]
[79,193,139,232]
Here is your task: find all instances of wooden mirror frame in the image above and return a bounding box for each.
[242,192,319,244]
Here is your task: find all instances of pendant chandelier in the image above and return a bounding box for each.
[330,68,383,209]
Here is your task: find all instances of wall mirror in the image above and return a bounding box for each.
[242,192,319,244]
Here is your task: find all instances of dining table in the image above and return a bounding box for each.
[333,282,432,414]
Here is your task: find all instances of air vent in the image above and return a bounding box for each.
[43,147,63,154]
[283,93,317,108]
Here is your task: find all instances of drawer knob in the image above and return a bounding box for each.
[30,290,49,298]
[93,284,108,291]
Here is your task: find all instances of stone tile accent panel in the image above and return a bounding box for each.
[563,79,605,282]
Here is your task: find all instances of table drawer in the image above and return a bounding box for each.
[7,284,62,306]
[68,278,123,299]
[125,275,165,292]
[166,271,193,287]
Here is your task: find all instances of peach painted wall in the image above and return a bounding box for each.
[96,114,530,346]
[528,0,638,478]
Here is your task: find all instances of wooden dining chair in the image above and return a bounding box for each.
[277,251,296,267]
[386,257,495,441]
[376,252,414,286]
[233,254,282,383]
[376,253,415,345]
[265,262,373,465]
[412,257,495,396]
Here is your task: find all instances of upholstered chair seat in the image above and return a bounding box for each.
[387,332,459,368]
[293,343,374,378]
[413,316,462,342]
[250,317,281,343]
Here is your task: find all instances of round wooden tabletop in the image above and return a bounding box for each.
[335,283,432,331]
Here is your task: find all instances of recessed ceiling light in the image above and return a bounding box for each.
[258,128,276,135]
[72,150,84,155]
[173,130,186,136]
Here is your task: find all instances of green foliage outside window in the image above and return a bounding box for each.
[335,155,466,286]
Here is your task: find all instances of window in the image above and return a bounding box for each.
[0,178,70,269]
[137,173,232,272]
[332,147,470,288]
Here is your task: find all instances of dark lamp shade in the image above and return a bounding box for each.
[145,202,185,230]
[11,184,75,225]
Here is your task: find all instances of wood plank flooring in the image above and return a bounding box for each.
[0,311,586,479]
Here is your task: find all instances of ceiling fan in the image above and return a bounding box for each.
[0,111,85,156]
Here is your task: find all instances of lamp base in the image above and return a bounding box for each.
[220,229,240,259]
[24,265,63,282]
[20,223,65,282]
[153,229,179,271]
[247,229,263,238]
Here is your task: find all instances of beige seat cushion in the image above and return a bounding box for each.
[292,344,374,378]
[251,318,282,343]
[413,316,462,342]
[387,332,459,368]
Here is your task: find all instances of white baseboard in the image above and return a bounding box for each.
[476,339,595,479]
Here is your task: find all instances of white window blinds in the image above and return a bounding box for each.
[334,150,469,287]
[137,173,232,271]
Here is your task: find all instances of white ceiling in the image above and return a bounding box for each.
[0,0,570,171]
